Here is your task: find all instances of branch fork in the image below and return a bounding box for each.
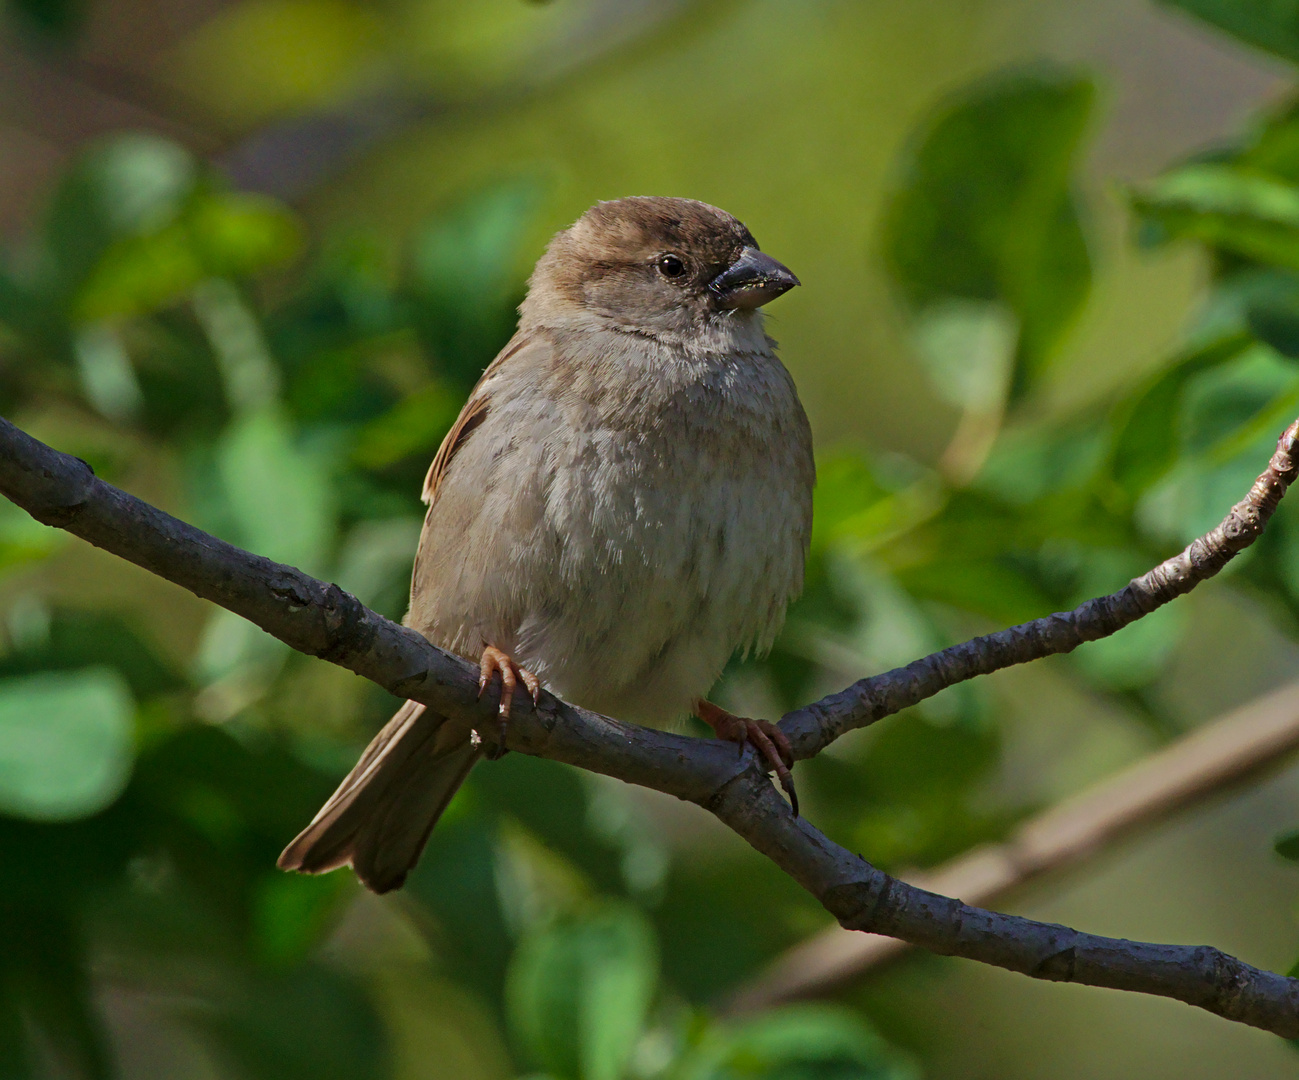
[3,415,1299,1036]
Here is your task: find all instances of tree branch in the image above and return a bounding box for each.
[731,676,1299,1012]
[782,418,1299,760]
[3,413,1299,1037]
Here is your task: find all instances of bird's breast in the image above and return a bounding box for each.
[522,338,814,722]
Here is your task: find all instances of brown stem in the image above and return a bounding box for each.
[731,676,1299,1012]
[780,418,1299,759]
[2,414,1299,1036]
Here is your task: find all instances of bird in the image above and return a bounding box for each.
[278,196,815,893]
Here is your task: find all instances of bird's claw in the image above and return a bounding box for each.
[695,699,798,816]
[477,645,541,760]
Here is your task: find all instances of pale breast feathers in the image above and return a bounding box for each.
[407,325,813,724]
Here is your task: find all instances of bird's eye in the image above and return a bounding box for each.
[656,254,686,279]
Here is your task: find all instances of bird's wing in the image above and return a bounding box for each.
[281,336,553,893]
[421,332,536,507]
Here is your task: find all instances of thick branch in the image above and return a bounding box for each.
[713,770,1299,1035]
[3,414,1299,1037]
[0,418,741,801]
[780,418,1299,759]
[733,677,1299,1012]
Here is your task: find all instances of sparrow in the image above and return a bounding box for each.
[279,197,815,893]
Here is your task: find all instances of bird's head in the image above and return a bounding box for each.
[522,196,799,340]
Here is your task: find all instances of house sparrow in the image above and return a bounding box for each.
[279,197,814,893]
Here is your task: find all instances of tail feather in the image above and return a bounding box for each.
[278,700,481,893]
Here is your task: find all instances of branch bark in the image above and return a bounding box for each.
[3,413,1299,1037]
[731,676,1299,1012]
[782,419,1299,760]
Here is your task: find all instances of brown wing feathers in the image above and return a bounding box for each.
[423,396,488,506]
[279,336,527,892]
[421,333,530,507]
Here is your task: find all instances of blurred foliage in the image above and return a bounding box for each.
[8,2,1299,1078]
[881,66,1094,403]
[4,0,86,42]
[1160,0,1299,67]
[0,122,920,1078]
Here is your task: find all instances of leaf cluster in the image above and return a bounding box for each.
[12,1,1299,1074]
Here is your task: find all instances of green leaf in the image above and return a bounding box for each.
[892,553,1050,628]
[881,65,1094,399]
[216,408,335,573]
[404,813,514,1009]
[910,298,1018,411]
[0,498,64,572]
[193,408,334,710]
[1183,267,1299,358]
[185,405,333,711]
[412,178,543,314]
[676,1004,917,1080]
[788,553,980,728]
[44,133,197,297]
[252,871,351,967]
[1239,100,1299,184]
[0,668,134,821]
[1179,344,1299,456]
[974,413,1108,506]
[411,177,546,385]
[351,381,463,469]
[810,454,941,558]
[1134,344,1296,545]
[72,323,144,418]
[73,192,303,321]
[1242,270,1299,356]
[193,277,283,413]
[1132,163,1299,270]
[193,607,290,715]
[1274,828,1299,861]
[1273,487,1299,602]
[1117,339,1299,548]
[190,192,304,277]
[1159,0,1299,66]
[1108,332,1253,498]
[73,224,203,321]
[506,902,658,1080]
[827,711,1007,870]
[1072,598,1187,689]
[0,609,186,701]
[809,456,891,555]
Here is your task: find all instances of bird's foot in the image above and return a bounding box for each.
[477,645,541,760]
[694,698,798,816]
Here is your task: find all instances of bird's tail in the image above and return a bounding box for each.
[277,700,481,893]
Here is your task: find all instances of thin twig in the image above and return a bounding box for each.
[780,418,1299,759]
[2,415,1299,1036]
[731,677,1299,1012]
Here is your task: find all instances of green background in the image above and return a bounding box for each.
[4,0,1299,1077]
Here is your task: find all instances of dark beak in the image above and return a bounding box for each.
[709,247,800,310]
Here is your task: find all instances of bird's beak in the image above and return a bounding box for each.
[709,247,800,310]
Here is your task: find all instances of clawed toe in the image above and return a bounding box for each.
[477,645,541,760]
[743,718,798,816]
[694,699,799,816]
